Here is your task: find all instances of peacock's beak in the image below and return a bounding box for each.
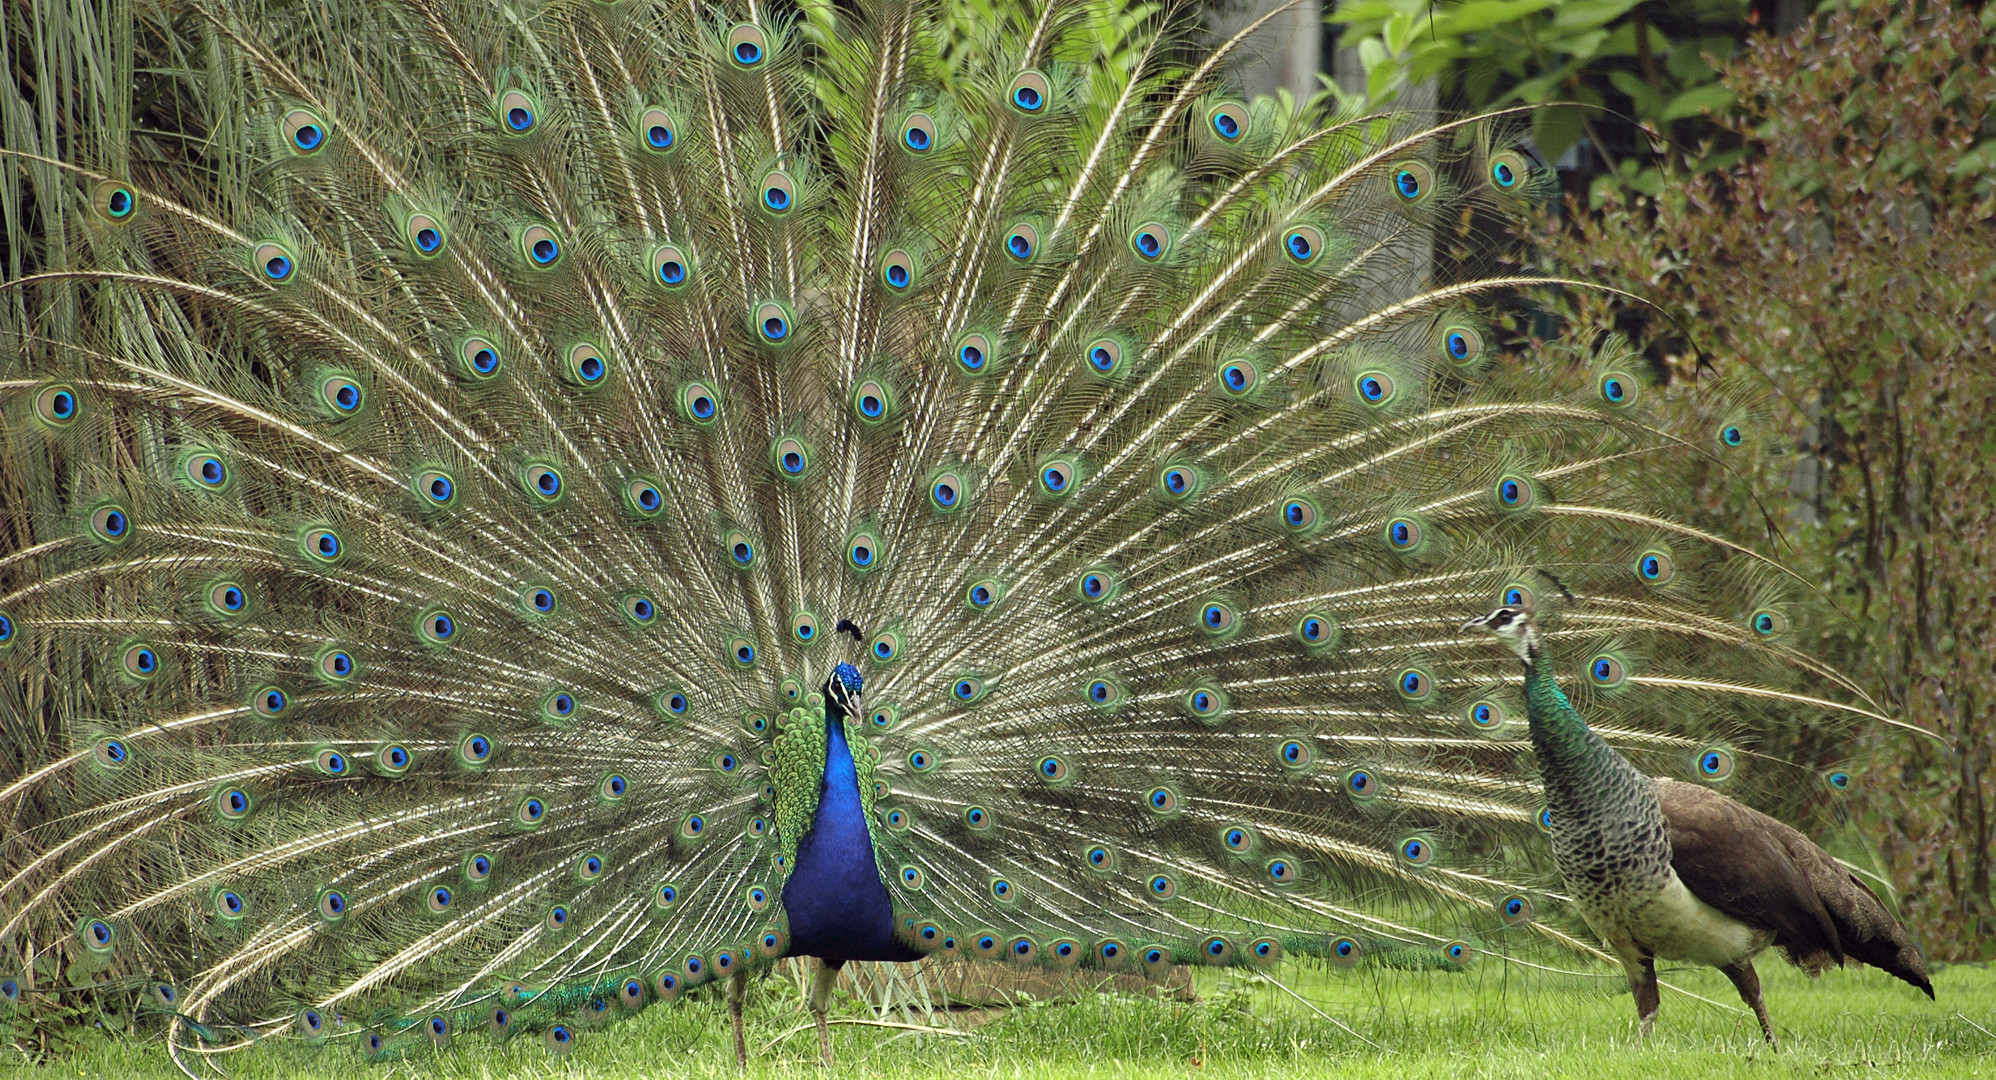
[1461,616,1489,633]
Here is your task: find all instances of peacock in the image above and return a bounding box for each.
[1461,602,1932,1045]
[0,0,1914,1068]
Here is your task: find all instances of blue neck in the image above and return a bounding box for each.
[778,705,917,963]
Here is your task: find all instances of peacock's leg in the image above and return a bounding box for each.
[1629,955,1661,1037]
[728,968,749,1069]
[1720,960,1777,1048]
[808,959,842,1067]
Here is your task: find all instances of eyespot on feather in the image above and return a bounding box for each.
[91,181,139,222]
[1007,71,1051,114]
[637,107,678,153]
[1204,100,1249,142]
[282,107,329,154]
[519,225,562,268]
[901,111,937,153]
[726,24,770,67]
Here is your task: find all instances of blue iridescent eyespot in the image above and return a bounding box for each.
[727,24,768,66]
[1751,609,1787,636]
[847,530,880,571]
[93,736,129,769]
[1697,747,1735,780]
[1040,461,1074,494]
[1399,836,1433,866]
[907,749,933,771]
[1826,770,1852,790]
[1218,358,1258,395]
[1145,786,1179,813]
[1721,424,1744,447]
[1009,71,1050,113]
[642,108,676,152]
[1130,223,1168,260]
[34,384,80,426]
[1637,550,1676,583]
[1037,755,1069,783]
[1499,894,1533,924]
[1278,740,1310,768]
[1599,371,1637,405]
[91,504,130,543]
[460,337,500,378]
[1496,475,1532,508]
[1355,371,1395,404]
[1390,160,1433,203]
[499,90,536,133]
[1086,339,1122,374]
[957,334,990,373]
[1443,326,1482,362]
[1489,149,1530,192]
[1206,102,1247,141]
[460,732,493,764]
[1078,570,1114,601]
[1386,518,1421,550]
[253,242,295,283]
[931,476,960,508]
[282,108,326,154]
[521,226,561,267]
[185,453,227,489]
[407,214,445,255]
[902,112,936,153]
[1346,769,1374,798]
[524,464,563,501]
[1005,224,1037,260]
[121,643,158,679]
[420,610,457,643]
[1588,655,1626,687]
[757,302,792,342]
[1468,700,1504,730]
[760,170,795,213]
[881,250,915,291]
[1285,225,1324,263]
[1266,860,1294,884]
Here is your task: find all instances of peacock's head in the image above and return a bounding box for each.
[825,660,863,717]
[1461,606,1540,665]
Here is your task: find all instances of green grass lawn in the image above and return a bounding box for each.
[21,959,1993,1079]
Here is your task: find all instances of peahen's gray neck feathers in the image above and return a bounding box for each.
[1521,646,1673,896]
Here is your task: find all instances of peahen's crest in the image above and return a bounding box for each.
[0,0,1890,1063]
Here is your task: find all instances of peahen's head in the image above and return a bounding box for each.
[1462,606,1541,665]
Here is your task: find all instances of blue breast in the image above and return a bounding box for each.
[780,711,918,963]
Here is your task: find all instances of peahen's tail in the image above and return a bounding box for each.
[0,0,1890,1061]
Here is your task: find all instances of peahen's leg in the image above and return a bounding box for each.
[727,968,749,1069]
[808,959,842,1067]
[1720,960,1777,1048]
[1629,955,1661,1037]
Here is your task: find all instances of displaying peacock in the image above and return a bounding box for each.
[1461,603,1931,1045]
[0,0,1910,1067]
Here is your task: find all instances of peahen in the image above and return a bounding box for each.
[1461,603,1932,1045]
[0,0,1909,1067]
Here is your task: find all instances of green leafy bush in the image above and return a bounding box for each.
[1549,0,1996,958]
